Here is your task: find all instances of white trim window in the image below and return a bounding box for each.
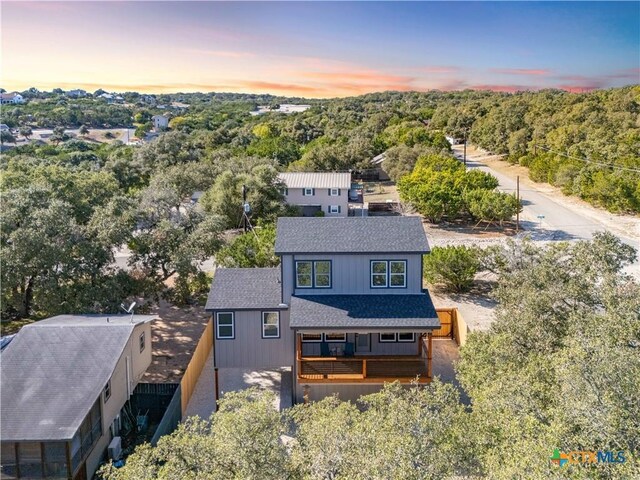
[329,188,340,196]
[371,261,388,288]
[262,312,280,338]
[325,333,347,342]
[216,312,235,339]
[301,333,322,342]
[328,205,340,214]
[389,261,407,288]
[379,333,396,342]
[397,333,415,342]
[303,188,314,196]
[314,261,331,287]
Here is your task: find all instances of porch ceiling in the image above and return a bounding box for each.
[289,294,440,330]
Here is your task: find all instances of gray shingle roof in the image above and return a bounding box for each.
[275,216,430,254]
[289,294,440,330]
[205,268,282,310]
[1,315,156,441]
[278,172,351,189]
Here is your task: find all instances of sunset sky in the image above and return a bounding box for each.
[2,1,639,97]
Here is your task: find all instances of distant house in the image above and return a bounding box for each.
[445,135,463,145]
[66,89,87,98]
[206,216,440,404]
[152,114,169,131]
[1,314,157,480]
[250,104,312,116]
[0,92,24,104]
[370,152,391,181]
[278,172,351,217]
[0,124,9,132]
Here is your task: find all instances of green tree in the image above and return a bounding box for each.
[216,224,279,268]
[1,130,16,145]
[19,126,33,141]
[79,124,90,136]
[423,245,482,292]
[463,189,522,226]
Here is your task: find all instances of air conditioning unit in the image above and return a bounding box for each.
[108,436,122,461]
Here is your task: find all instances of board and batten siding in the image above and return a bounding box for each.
[214,310,295,368]
[284,188,348,217]
[301,333,419,356]
[281,253,423,299]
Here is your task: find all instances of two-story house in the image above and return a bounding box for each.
[1,314,156,480]
[278,172,350,217]
[206,216,440,403]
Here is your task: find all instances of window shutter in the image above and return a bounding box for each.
[338,189,341,195]
[338,205,341,213]
[312,188,315,195]
[328,188,331,195]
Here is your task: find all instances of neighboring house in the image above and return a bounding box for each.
[66,89,87,98]
[0,92,24,104]
[1,314,156,480]
[206,216,440,403]
[151,114,169,131]
[278,172,351,217]
[369,152,391,181]
[0,124,9,131]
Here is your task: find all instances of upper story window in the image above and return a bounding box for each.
[281,187,288,196]
[371,260,407,288]
[262,312,280,338]
[329,188,340,196]
[104,380,111,402]
[216,312,235,339]
[303,188,314,196]
[296,260,331,288]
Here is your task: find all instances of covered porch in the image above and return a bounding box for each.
[296,332,433,383]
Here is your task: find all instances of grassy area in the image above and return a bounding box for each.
[362,181,399,203]
[1,318,35,336]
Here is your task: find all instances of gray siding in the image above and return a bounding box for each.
[283,253,423,297]
[214,310,295,368]
[284,188,348,217]
[300,333,419,356]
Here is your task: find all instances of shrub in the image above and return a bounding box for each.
[463,189,522,226]
[423,245,482,292]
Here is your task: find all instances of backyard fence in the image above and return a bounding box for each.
[434,308,470,347]
[180,318,213,416]
[150,384,182,446]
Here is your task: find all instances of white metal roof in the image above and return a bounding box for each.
[278,172,351,189]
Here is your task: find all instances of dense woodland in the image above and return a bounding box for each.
[99,234,639,479]
[1,86,638,322]
[1,88,639,477]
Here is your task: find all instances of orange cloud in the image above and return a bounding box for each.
[300,71,414,84]
[491,68,551,76]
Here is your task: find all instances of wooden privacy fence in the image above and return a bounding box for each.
[180,318,213,416]
[434,308,470,347]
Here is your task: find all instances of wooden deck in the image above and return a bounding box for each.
[297,334,433,384]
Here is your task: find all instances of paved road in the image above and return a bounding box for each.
[452,146,640,260]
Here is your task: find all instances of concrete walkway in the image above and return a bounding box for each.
[183,350,216,419]
[219,367,293,411]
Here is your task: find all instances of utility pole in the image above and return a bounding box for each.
[242,185,248,233]
[463,132,467,167]
[516,175,520,233]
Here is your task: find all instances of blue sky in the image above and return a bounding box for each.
[2,1,639,96]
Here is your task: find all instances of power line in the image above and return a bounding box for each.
[534,145,640,174]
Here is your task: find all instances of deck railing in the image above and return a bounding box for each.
[296,333,432,383]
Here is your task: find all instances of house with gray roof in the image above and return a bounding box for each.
[206,216,440,403]
[278,172,351,217]
[1,314,157,480]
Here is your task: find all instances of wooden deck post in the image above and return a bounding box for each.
[427,332,433,380]
[214,367,220,403]
[362,359,367,379]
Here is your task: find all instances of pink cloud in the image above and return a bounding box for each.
[491,68,551,76]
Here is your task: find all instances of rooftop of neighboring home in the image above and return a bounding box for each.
[0,314,157,442]
[274,216,430,254]
[278,172,351,189]
[0,92,21,99]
